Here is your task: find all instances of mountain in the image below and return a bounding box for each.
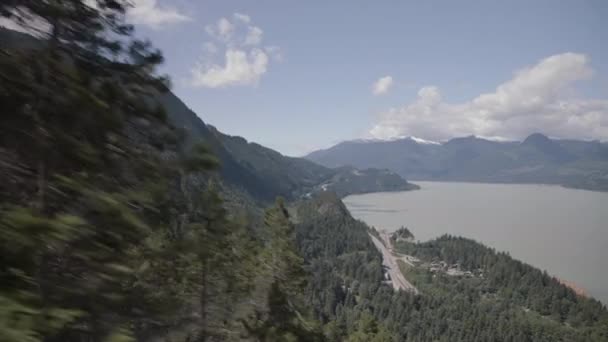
[0,27,416,203]
[3,19,608,342]
[521,133,573,162]
[159,91,417,202]
[308,165,419,197]
[306,134,608,191]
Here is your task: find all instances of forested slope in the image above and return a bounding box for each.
[0,2,324,341]
[293,194,608,341]
[160,92,417,202]
[2,2,607,341]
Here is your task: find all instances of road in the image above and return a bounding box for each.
[377,230,416,266]
[369,231,419,294]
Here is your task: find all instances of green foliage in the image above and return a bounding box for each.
[1,1,186,340]
[396,236,608,328]
[157,95,416,202]
[344,312,395,342]
[4,2,606,342]
[320,167,419,197]
[0,15,323,338]
[181,143,220,172]
[244,199,325,341]
[390,226,414,242]
[294,194,608,342]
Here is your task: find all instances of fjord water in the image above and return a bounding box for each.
[344,181,608,304]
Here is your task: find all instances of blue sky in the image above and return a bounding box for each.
[130,1,606,155]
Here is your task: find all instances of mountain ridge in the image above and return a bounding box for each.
[306,133,608,191]
[158,91,418,202]
[0,27,418,203]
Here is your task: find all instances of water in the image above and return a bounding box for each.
[344,181,608,304]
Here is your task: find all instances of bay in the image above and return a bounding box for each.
[344,181,608,304]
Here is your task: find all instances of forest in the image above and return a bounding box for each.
[0,1,321,341]
[295,195,608,341]
[1,1,607,341]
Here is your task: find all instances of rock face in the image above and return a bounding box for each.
[558,279,589,298]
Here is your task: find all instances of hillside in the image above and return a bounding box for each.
[2,5,608,342]
[159,91,418,201]
[294,194,608,341]
[0,27,417,204]
[306,135,608,191]
[0,21,412,341]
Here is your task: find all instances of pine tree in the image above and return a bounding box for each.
[243,199,325,341]
[0,1,172,341]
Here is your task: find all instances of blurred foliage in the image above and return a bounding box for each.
[0,2,326,341]
[3,2,606,342]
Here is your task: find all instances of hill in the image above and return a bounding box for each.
[3,12,607,342]
[294,193,608,341]
[0,22,415,342]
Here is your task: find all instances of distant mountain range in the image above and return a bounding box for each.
[159,91,418,202]
[306,134,608,191]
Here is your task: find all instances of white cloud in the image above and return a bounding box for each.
[191,13,279,88]
[215,17,234,41]
[127,0,191,28]
[205,14,264,46]
[372,76,394,95]
[233,13,251,24]
[203,42,218,55]
[245,26,263,45]
[1,1,189,34]
[0,7,50,37]
[370,53,608,142]
[191,48,268,88]
[264,46,284,62]
[0,1,188,37]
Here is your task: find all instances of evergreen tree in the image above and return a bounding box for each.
[0,1,171,341]
[245,199,324,341]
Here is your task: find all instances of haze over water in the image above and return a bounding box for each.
[344,181,608,304]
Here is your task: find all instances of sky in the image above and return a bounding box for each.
[4,0,607,156]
